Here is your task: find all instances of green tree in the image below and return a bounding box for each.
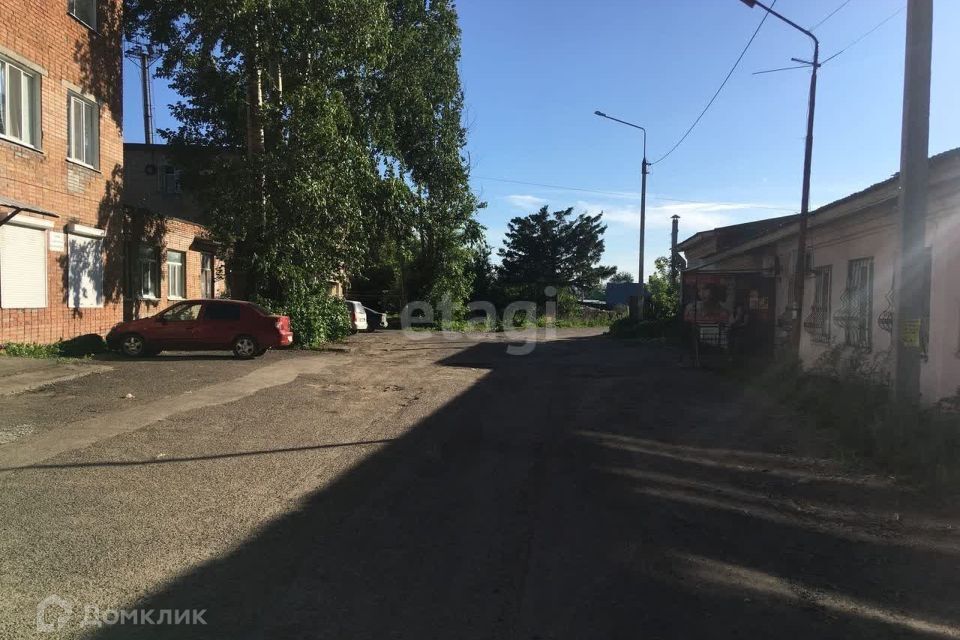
[609,271,634,284]
[646,256,680,320]
[125,0,480,340]
[497,206,615,302]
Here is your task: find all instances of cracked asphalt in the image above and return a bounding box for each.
[2,329,960,639]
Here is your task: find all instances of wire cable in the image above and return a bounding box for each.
[649,0,777,166]
[810,0,852,31]
[752,5,903,75]
[821,5,905,64]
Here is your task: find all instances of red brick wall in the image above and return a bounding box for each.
[0,0,125,343]
[126,217,227,320]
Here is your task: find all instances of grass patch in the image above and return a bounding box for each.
[742,349,960,488]
[0,342,63,358]
[0,334,106,359]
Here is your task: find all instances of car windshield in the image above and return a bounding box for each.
[159,302,202,322]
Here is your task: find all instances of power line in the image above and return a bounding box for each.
[752,5,904,75]
[650,0,777,166]
[472,175,798,212]
[752,64,808,76]
[821,5,905,64]
[810,0,853,31]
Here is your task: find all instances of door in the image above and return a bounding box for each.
[151,301,203,349]
[193,301,244,348]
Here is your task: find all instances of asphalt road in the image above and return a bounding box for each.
[2,329,959,639]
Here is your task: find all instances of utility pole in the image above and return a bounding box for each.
[894,0,933,405]
[739,0,820,356]
[123,44,158,144]
[670,214,680,282]
[639,157,648,302]
[139,51,154,144]
[594,110,648,318]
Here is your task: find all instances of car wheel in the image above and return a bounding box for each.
[121,333,146,357]
[233,335,259,359]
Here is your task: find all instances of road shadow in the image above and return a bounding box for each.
[83,334,960,639]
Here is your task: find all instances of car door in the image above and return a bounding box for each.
[193,301,244,348]
[151,302,203,350]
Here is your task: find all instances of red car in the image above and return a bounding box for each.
[106,300,293,358]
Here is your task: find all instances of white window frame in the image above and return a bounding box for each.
[138,245,159,299]
[200,252,214,298]
[68,0,97,30]
[167,250,186,299]
[0,57,41,149]
[67,93,99,169]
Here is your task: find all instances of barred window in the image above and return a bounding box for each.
[843,258,874,349]
[804,266,832,343]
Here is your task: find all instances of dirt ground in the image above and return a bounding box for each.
[1,329,959,639]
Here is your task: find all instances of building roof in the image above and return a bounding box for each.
[676,214,799,253]
[677,146,960,265]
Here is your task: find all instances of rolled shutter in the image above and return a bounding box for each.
[68,234,103,308]
[0,223,47,308]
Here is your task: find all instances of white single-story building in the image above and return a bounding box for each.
[678,148,960,404]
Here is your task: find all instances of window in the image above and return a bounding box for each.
[160,302,202,322]
[68,94,99,168]
[200,252,214,298]
[67,232,104,308]
[167,250,186,299]
[160,165,182,194]
[204,302,242,322]
[0,58,39,147]
[844,257,874,348]
[68,0,97,29]
[138,245,159,298]
[804,266,832,344]
[0,220,47,308]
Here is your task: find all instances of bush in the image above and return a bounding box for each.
[257,286,350,348]
[746,346,960,487]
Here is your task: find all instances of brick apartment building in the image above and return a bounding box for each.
[0,0,124,343]
[0,1,230,345]
[121,143,226,320]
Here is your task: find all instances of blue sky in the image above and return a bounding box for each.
[123,0,960,283]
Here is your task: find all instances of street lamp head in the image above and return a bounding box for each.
[594,110,606,117]
[739,0,757,7]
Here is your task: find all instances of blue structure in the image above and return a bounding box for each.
[605,282,645,310]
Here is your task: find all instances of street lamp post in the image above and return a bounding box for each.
[739,0,820,356]
[594,110,648,317]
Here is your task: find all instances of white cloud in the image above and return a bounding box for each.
[504,194,548,213]
[572,199,787,234]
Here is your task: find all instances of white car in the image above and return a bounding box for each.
[345,300,368,333]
